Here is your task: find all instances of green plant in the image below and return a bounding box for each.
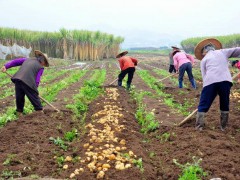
[161,132,171,142]
[56,123,62,130]
[133,158,144,172]
[173,156,208,180]
[64,128,78,142]
[49,137,67,151]
[149,152,155,158]
[56,156,65,167]
[3,154,17,166]
[1,170,21,179]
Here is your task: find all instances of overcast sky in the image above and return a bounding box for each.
[0,0,239,47]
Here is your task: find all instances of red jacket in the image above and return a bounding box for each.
[118,56,138,71]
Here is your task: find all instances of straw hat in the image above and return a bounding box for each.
[116,51,128,58]
[34,50,49,67]
[171,46,180,50]
[194,38,222,60]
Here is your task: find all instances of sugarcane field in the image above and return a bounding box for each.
[0,1,240,180]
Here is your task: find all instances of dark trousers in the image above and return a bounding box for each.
[118,67,135,86]
[15,80,43,112]
[198,81,232,112]
[179,62,195,88]
[169,65,176,73]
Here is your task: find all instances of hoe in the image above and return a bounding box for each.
[178,71,240,126]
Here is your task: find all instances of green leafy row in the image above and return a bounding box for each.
[137,70,192,116]
[66,69,106,121]
[131,89,159,134]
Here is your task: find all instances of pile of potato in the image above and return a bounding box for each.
[230,91,240,102]
[67,88,138,179]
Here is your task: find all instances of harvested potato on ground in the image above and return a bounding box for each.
[97,171,105,179]
[65,156,72,162]
[63,164,68,169]
[70,173,75,179]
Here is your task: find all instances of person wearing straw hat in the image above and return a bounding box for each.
[116,51,138,90]
[194,38,240,131]
[1,50,49,116]
[168,46,180,73]
[173,49,197,89]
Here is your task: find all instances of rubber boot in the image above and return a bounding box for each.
[118,80,122,87]
[126,83,131,90]
[178,81,183,88]
[190,79,197,89]
[16,111,23,118]
[195,112,205,130]
[220,111,229,131]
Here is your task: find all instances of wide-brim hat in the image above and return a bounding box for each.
[194,38,222,60]
[34,50,49,67]
[171,46,180,50]
[116,51,128,58]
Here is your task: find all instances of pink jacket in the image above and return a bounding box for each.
[173,52,194,71]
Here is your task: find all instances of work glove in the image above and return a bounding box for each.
[1,66,6,72]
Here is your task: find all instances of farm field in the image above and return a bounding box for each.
[0,54,240,180]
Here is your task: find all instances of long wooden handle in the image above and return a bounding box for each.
[5,71,12,78]
[109,78,118,85]
[178,108,198,126]
[39,96,60,112]
[157,74,176,82]
[5,71,60,112]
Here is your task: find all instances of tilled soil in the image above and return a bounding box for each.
[0,56,239,180]
[0,110,75,178]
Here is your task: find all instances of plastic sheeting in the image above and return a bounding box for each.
[0,43,32,60]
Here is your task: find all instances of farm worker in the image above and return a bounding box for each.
[194,38,240,131]
[173,49,197,89]
[116,51,138,90]
[1,50,49,116]
[231,60,240,83]
[168,46,179,73]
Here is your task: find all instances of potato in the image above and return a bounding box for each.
[102,168,108,172]
[83,143,90,148]
[74,169,79,175]
[65,156,72,162]
[115,147,121,151]
[115,163,125,170]
[97,171,105,179]
[125,164,132,168]
[63,164,68,169]
[98,155,104,161]
[108,154,116,160]
[70,173,75,179]
[79,168,84,172]
[102,163,111,169]
[129,151,134,157]
[121,146,127,150]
